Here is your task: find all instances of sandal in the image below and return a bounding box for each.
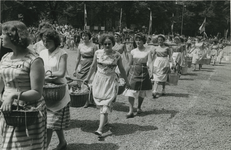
[94,130,102,137]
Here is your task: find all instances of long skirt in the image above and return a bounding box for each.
[92,71,118,107]
[153,57,170,82]
[77,58,93,80]
[47,103,70,130]
[0,100,47,150]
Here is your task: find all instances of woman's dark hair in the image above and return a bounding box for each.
[80,31,91,40]
[39,28,61,48]
[2,20,31,48]
[38,22,54,31]
[135,33,146,43]
[99,34,115,46]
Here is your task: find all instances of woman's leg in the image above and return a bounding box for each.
[127,97,135,117]
[137,96,144,113]
[47,129,53,147]
[96,113,107,134]
[56,130,67,149]
[161,82,166,95]
[152,81,158,98]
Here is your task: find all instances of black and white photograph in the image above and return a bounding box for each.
[0,0,230,149]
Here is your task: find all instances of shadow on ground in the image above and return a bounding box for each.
[163,93,189,98]
[137,108,179,119]
[182,73,198,76]
[67,119,158,136]
[66,143,119,150]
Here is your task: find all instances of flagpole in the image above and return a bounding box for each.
[148,8,152,35]
[119,8,122,33]
[84,3,87,31]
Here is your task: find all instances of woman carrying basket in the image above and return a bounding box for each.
[84,34,130,137]
[0,21,47,150]
[152,34,173,98]
[39,28,70,150]
[73,31,98,108]
[123,33,153,118]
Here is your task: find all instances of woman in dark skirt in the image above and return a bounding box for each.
[123,33,153,118]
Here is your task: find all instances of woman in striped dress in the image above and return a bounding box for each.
[0,21,47,150]
[39,28,70,150]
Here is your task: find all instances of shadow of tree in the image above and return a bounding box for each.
[66,143,119,150]
[164,93,189,98]
[67,119,158,136]
[138,108,179,119]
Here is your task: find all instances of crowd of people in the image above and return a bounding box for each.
[0,20,228,150]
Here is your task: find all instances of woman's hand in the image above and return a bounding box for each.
[45,75,58,82]
[0,93,15,112]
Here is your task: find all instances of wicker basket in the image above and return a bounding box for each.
[68,79,91,108]
[43,70,66,107]
[43,83,66,107]
[2,92,39,127]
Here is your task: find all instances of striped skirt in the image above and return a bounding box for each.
[0,101,47,150]
[47,103,70,130]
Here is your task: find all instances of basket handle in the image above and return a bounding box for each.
[17,92,23,111]
[68,78,90,89]
[45,70,53,76]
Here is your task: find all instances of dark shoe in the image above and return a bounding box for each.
[126,113,134,119]
[137,109,143,114]
[152,93,157,98]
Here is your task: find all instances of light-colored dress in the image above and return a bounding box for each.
[192,42,206,64]
[92,49,121,113]
[153,46,171,82]
[39,47,70,130]
[0,51,47,150]
[123,47,152,99]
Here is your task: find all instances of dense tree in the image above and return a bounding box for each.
[0,0,230,37]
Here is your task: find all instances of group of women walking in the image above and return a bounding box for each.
[0,20,226,150]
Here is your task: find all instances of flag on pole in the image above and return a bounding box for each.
[148,10,152,35]
[199,18,206,34]
[84,4,87,31]
[119,8,122,32]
